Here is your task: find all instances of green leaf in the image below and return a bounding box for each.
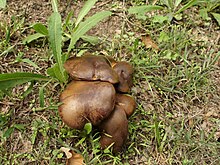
[48,12,62,64]
[176,0,198,14]
[75,0,98,27]
[211,12,220,26]
[22,58,39,68]
[152,15,169,24]
[128,5,164,14]
[68,11,111,52]
[0,72,49,90]
[47,64,67,81]
[199,8,208,20]
[81,35,99,45]
[48,12,66,83]
[84,123,92,135]
[13,124,25,131]
[159,31,169,42]
[33,23,48,35]
[23,33,45,44]
[0,0,6,9]
[3,127,14,139]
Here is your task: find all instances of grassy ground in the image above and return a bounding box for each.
[0,0,220,164]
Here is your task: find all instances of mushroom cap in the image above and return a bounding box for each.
[59,81,116,129]
[113,61,134,92]
[64,55,119,84]
[99,105,128,153]
[116,94,136,118]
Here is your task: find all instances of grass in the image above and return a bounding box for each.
[0,0,220,164]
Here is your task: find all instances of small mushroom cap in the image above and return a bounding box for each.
[59,81,116,129]
[99,105,128,153]
[113,61,134,92]
[64,55,119,84]
[116,94,136,118]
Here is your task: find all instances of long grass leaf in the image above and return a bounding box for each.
[0,73,49,90]
[68,11,111,52]
[75,0,98,27]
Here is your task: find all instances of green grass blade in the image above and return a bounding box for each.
[176,0,198,14]
[128,5,164,14]
[68,11,111,52]
[33,23,48,35]
[75,0,98,27]
[48,12,66,83]
[0,73,49,90]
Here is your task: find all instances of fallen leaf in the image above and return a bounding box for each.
[141,34,159,50]
[60,147,85,165]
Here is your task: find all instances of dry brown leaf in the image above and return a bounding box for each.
[141,35,159,50]
[60,147,85,165]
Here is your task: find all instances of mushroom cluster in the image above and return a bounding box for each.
[59,53,136,153]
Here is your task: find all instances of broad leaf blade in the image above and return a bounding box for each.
[128,5,163,14]
[33,23,48,35]
[48,12,66,83]
[68,11,111,52]
[0,73,49,90]
[75,0,98,27]
[48,12,62,63]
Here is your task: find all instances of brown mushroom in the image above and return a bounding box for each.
[59,81,116,129]
[113,61,134,92]
[99,105,128,153]
[64,54,119,84]
[116,94,136,118]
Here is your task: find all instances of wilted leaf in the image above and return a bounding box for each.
[60,147,85,165]
[141,35,159,50]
